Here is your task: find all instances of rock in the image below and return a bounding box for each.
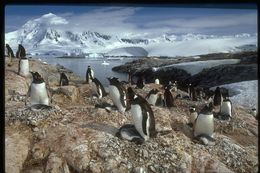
[51,85,80,103]
[32,143,50,160]
[45,152,70,173]
[5,133,30,173]
[133,166,147,173]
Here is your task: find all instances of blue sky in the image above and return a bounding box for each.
[5,4,257,36]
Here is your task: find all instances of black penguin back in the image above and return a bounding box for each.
[60,72,69,86]
[213,87,222,106]
[92,78,107,97]
[164,86,175,108]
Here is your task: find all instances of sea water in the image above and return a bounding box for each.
[34,56,133,87]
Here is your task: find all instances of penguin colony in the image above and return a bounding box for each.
[7,43,251,146]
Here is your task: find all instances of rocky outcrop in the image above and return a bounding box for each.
[112,51,257,87]
[5,57,258,173]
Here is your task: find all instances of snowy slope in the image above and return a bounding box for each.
[5,13,258,57]
[211,80,258,110]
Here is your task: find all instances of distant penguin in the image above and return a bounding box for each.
[213,87,223,106]
[18,57,30,77]
[6,44,15,58]
[26,72,49,106]
[107,77,127,114]
[91,77,107,98]
[127,69,133,85]
[136,74,145,89]
[251,108,258,120]
[59,72,69,86]
[164,85,175,108]
[86,66,94,84]
[187,106,198,127]
[155,93,165,107]
[193,102,214,141]
[16,44,26,59]
[145,88,160,106]
[155,78,160,84]
[129,91,156,141]
[219,98,232,120]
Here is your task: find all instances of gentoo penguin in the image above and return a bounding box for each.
[6,44,15,59]
[213,87,223,106]
[16,44,26,59]
[18,57,30,77]
[219,96,232,120]
[251,108,258,120]
[193,102,214,143]
[86,65,94,84]
[145,88,160,106]
[127,69,133,85]
[26,72,49,106]
[164,85,175,108]
[187,106,198,127]
[168,80,177,92]
[107,77,128,114]
[116,124,145,145]
[59,72,69,86]
[136,74,145,89]
[91,77,107,98]
[155,93,165,107]
[155,78,160,84]
[128,89,157,141]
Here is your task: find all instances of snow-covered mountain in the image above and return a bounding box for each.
[5,13,257,57]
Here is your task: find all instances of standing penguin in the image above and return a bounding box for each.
[107,77,128,114]
[219,92,232,120]
[164,85,175,108]
[129,90,157,141]
[6,44,15,66]
[59,72,69,86]
[26,72,49,106]
[18,57,30,77]
[86,65,94,84]
[136,73,145,89]
[187,106,198,127]
[145,88,160,106]
[16,44,26,59]
[91,77,107,99]
[193,102,214,144]
[155,78,160,84]
[213,87,223,107]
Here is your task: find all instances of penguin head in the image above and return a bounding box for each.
[31,71,45,83]
[189,106,196,113]
[200,102,213,114]
[151,88,159,94]
[107,77,120,85]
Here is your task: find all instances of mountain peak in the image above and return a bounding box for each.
[41,13,57,18]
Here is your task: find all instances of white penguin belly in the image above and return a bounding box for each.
[19,59,29,76]
[147,94,157,105]
[220,102,232,117]
[189,112,198,124]
[30,83,49,105]
[155,79,160,84]
[109,85,125,113]
[131,104,149,141]
[194,114,214,137]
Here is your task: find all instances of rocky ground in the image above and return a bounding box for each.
[5,57,258,173]
[112,51,257,87]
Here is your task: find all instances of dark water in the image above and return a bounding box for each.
[35,56,133,87]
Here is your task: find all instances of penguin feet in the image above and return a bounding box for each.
[193,134,216,146]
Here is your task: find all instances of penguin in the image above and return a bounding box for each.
[155,93,165,107]
[86,65,94,84]
[107,77,128,114]
[145,88,160,106]
[18,56,30,77]
[164,85,175,108]
[155,78,160,84]
[59,72,69,86]
[91,77,107,99]
[219,97,232,120]
[127,69,133,85]
[136,74,145,89]
[213,87,223,106]
[187,106,198,127]
[6,44,15,59]
[26,72,49,106]
[251,108,258,120]
[116,124,145,145]
[16,44,26,59]
[193,102,214,143]
[128,89,157,141]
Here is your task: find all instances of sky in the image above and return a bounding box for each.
[5,4,257,37]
